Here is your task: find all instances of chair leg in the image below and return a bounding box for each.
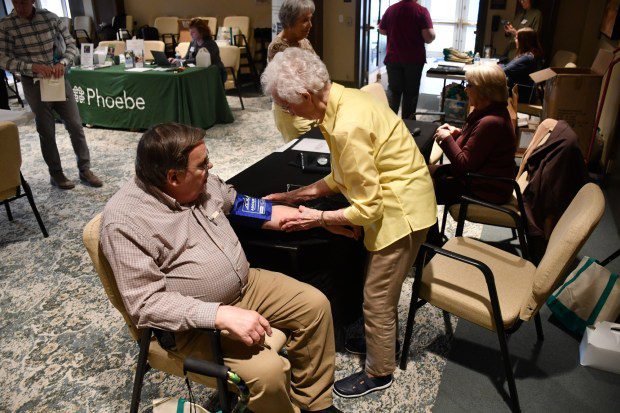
[511,228,517,239]
[443,310,453,338]
[440,207,448,239]
[496,329,520,412]
[534,313,544,341]
[130,329,152,413]
[231,70,245,110]
[21,173,48,238]
[4,202,13,221]
[400,252,426,370]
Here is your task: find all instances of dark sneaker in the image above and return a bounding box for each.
[301,406,343,413]
[79,169,103,187]
[344,337,401,360]
[50,172,75,189]
[334,370,393,398]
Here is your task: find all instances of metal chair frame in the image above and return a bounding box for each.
[1,172,48,238]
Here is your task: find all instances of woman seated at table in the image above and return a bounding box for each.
[170,18,226,84]
[430,64,516,215]
[501,28,544,103]
[268,0,317,142]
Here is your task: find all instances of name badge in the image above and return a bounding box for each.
[230,194,272,220]
[521,19,528,25]
[189,46,195,52]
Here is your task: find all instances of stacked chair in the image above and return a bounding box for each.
[222,16,259,89]
[153,16,179,56]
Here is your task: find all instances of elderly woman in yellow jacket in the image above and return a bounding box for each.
[262,48,437,399]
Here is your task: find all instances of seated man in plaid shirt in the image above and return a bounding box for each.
[100,123,349,413]
[0,0,102,189]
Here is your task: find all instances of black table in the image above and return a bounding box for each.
[227,120,437,346]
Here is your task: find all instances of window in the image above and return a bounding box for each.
[419,0,479,56]
[37,0,71,18]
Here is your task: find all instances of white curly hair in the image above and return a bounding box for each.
[261,47,330,104]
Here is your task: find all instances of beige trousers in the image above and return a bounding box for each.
[174,268,335,413]
[364,228,428,376]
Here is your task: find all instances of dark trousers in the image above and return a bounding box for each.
[21,76,91,175]
[1,72,9,110]
[386,62,424,120]
[427,164,467,246]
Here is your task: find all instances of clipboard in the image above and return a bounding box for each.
[39,77,66,102]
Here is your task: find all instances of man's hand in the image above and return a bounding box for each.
[32,64,53,78]
[504,23,517,37]
[51,63,65,78]
[215,306,272,346]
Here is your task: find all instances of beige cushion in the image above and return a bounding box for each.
[449,195,521,228]
[421,237,536,330]
[98,41,126,56]
[0,122,22,200]
[360,83,389,106]
[143,40,165,60]
[175,41,190,58]
[222,16,250,42]
[429,141,443,165]
[154,16,180,35]
[521,183,605,320]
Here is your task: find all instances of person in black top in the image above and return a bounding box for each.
[171,18,226,84]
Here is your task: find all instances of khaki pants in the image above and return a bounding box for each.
[173,268,335,413]
[364,228,428,376]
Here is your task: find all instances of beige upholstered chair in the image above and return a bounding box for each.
[401,183,605,412]
[73,15,93,43]
[360,82,389,106]
[550,50,578,68]
[83,214,287,413]
[443,119,561,260]
[197,16,218,37]
[220,45,244,110]
[175,42,190,59]
[0,122,48,237]
[222,16,250,48]
[98,40,126,56]
[143,40,165,61]
[153,16,179,36]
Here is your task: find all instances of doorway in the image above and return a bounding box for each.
[357,0,483,96]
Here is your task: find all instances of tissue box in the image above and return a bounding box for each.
[579,321,620,374]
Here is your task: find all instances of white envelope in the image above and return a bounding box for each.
[579,321,620,374]
[39,77,66,102]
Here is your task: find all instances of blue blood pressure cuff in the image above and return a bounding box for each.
[230,194,272,221]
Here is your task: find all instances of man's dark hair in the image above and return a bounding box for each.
[135,123,205,189]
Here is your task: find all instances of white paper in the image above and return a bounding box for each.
[125,67,152,72]
[275,139,298,153]
[39,77,66,102]
[126,39,145,67]
[291,138,329,154]
[80,43,94,68]
[93,50,107,65]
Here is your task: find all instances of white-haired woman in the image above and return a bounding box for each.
[262,48,437,399]
[268,0,316,142]
[426,64,516,244]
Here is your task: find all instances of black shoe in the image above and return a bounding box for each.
[344,337,401,360]
[79,169,103,187]
[50,172,75,189]
[333,371,393,398]
[301,406,343,413]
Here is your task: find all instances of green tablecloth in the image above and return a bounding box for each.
[66,65,234,130]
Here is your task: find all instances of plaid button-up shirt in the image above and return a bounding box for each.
[100,175,250,332]
[0,8,78,77]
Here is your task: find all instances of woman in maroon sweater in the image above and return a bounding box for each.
[431,64,516,206]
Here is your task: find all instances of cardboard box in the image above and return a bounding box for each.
[579,321,620,375]
[529,49,614,154]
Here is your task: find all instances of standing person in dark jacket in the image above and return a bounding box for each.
[427,64,516,244]
[170,18,226,84]
[501,28,543,103]
[379,0,435,120]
